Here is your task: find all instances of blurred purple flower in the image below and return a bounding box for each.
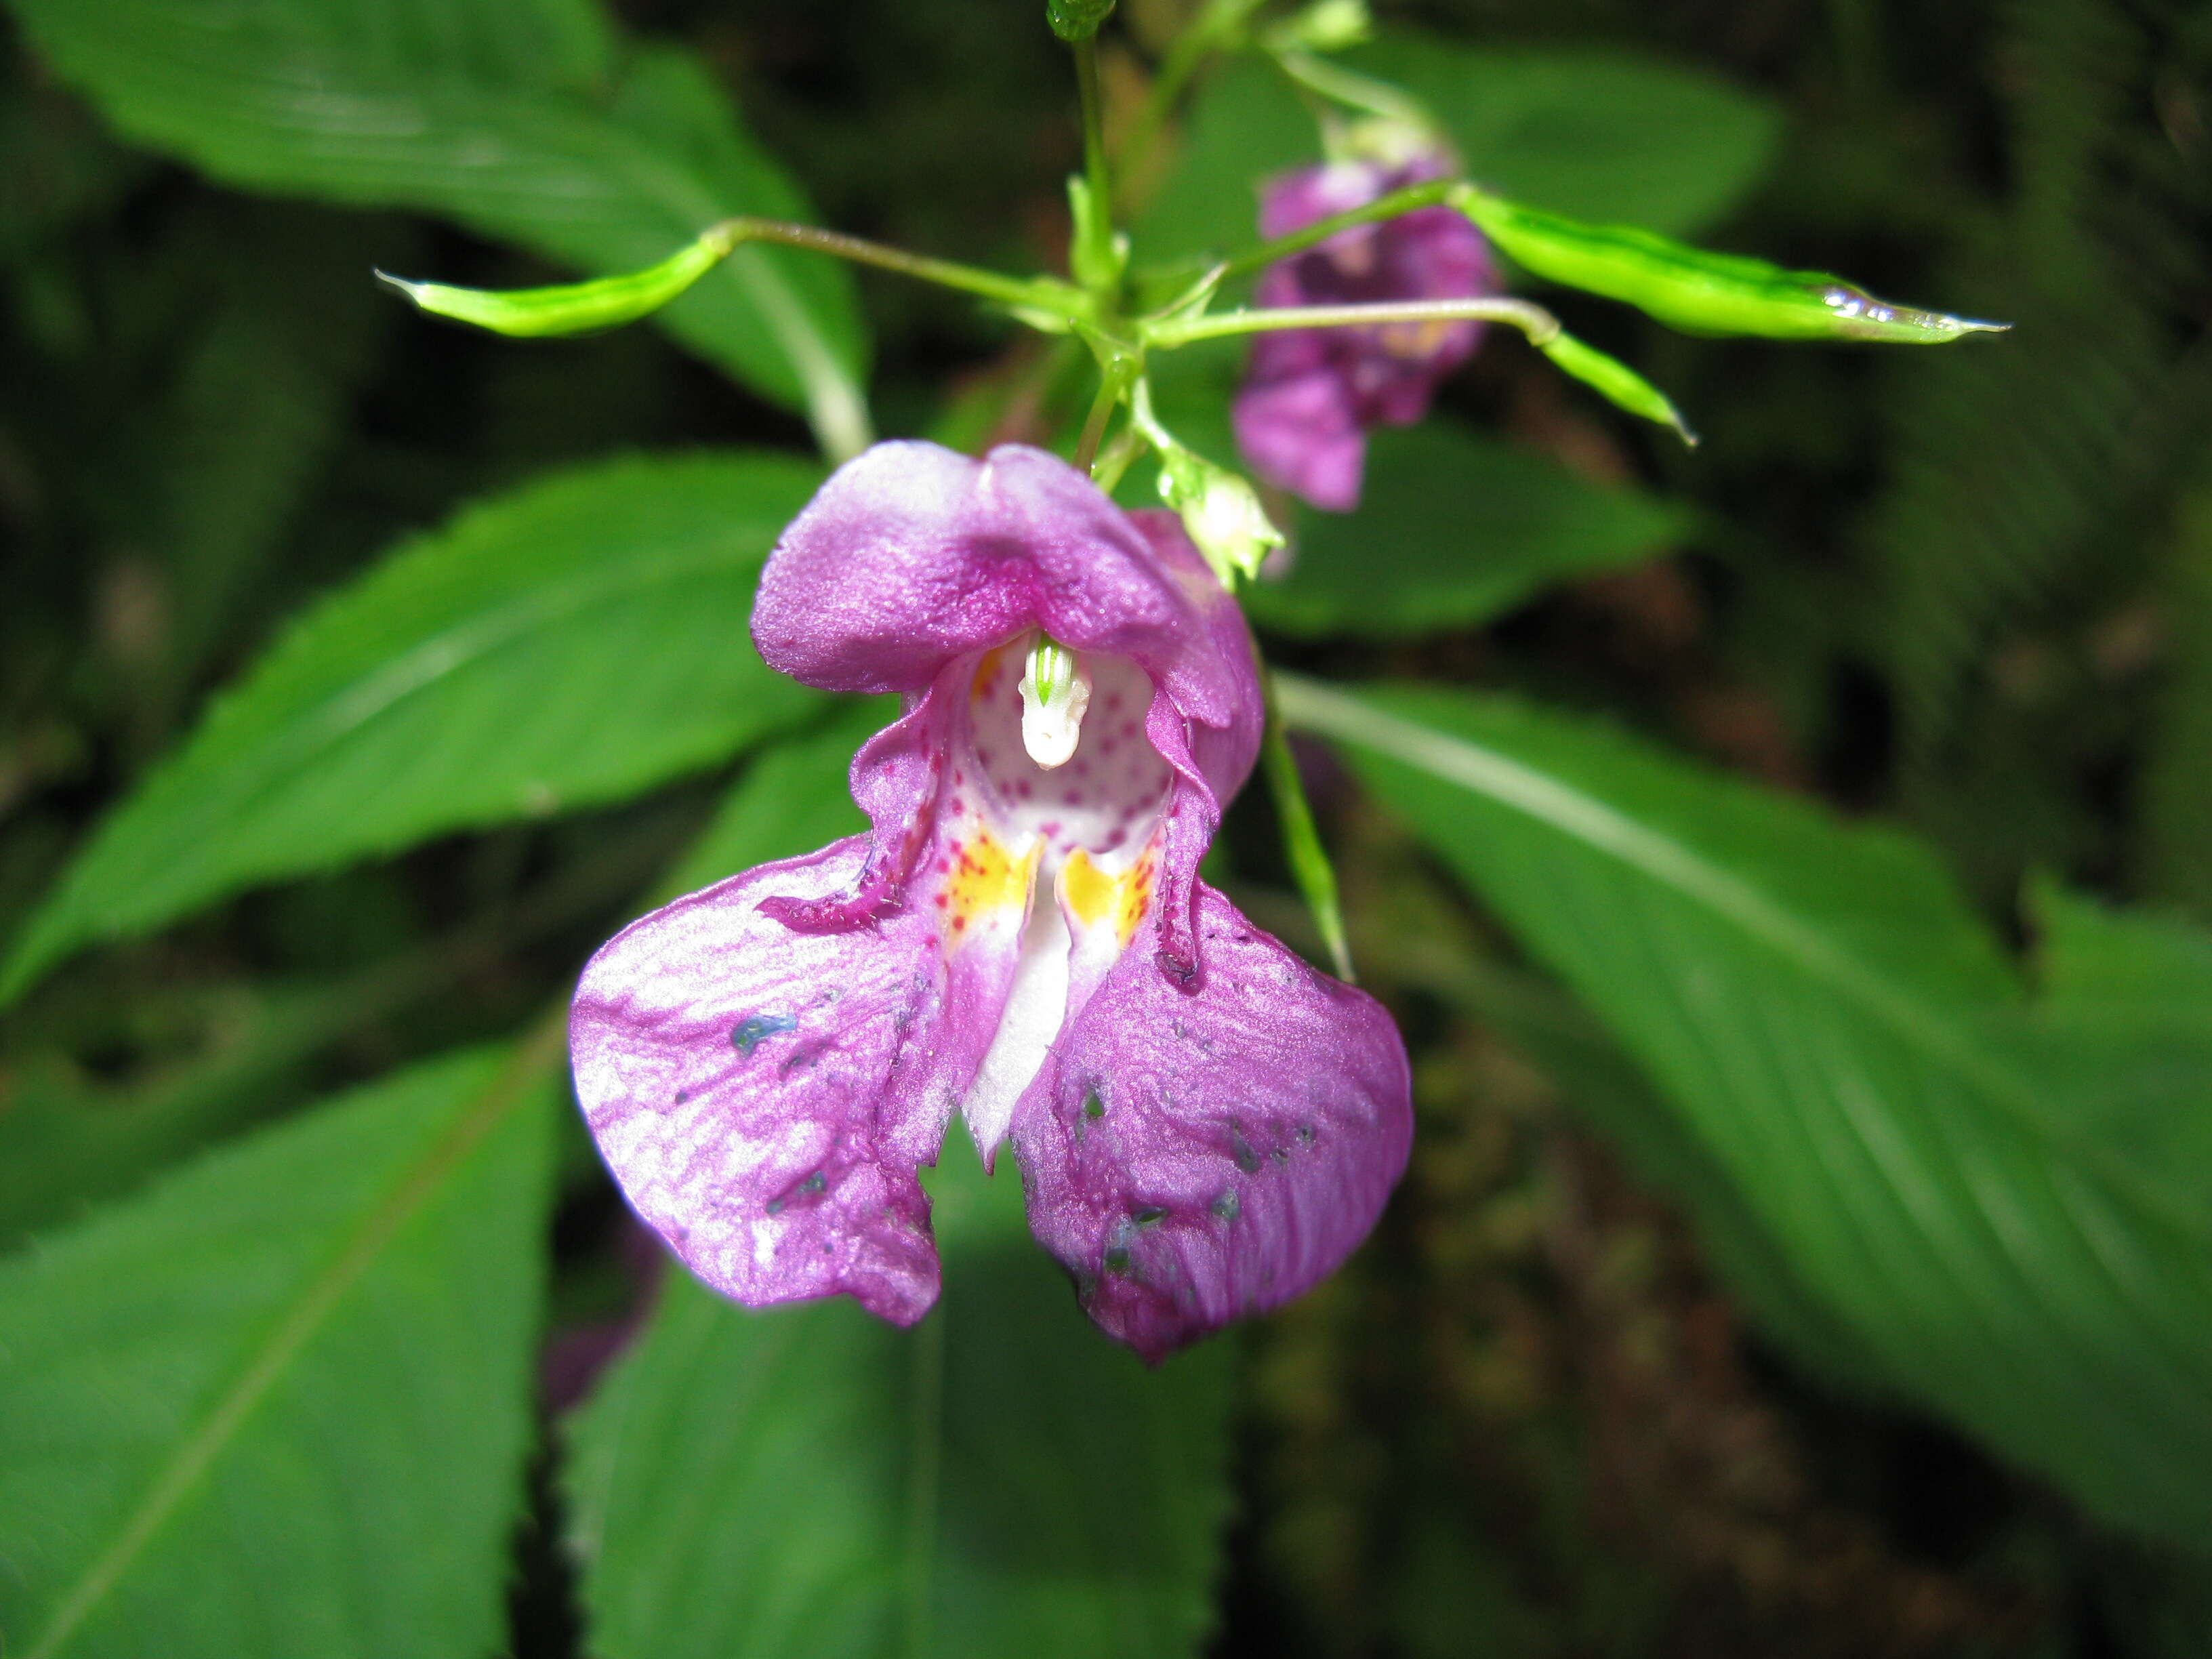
[569,442,1412,1360]
[1233,156,1495,512]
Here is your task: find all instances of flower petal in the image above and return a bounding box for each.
[752,442,1248,734]
[1237,154,1496,510]
[758,472,1264,994]
[1233,369,1368,513]
[571,835,1003,1324]
[1007,884,1414,1359]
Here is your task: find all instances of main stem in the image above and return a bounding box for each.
[1073,39,1117,285]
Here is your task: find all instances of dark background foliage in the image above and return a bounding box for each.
[1,0,2207,1654]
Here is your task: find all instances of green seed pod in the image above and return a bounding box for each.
[377,224,741,337]
[1455,190,2006,345]
[1537,332,1697,446]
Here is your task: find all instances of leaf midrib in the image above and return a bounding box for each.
[39,0,858,426]
[20,1029,559,1659]
[1277,674,2209,1250]
[200,531,781,781]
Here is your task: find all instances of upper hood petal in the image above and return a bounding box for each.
[752,442,1253,739]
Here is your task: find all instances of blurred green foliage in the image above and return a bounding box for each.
[1,0,2207,1656]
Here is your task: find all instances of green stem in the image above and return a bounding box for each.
[1214,179,1455,280]
[1088,424,1146,493]
[1263,671,1355,983]
[1117,0,1267,202]
[1074,373,1122,472]
[711,217,1082,315]
[1270,45,1433,128]
[1073,39,1117,287]
[1124,375,1176,452]
[1147,294,1560,348]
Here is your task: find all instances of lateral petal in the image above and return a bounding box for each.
[571,836,999,1324]
[1007,884,1414,1359]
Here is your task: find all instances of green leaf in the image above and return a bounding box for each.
[653,699,886,903]
[135,209,397,714]
[1247,422,1690,639]
[0,1042,556,1658]
[566,1139,1235,1659]
[7,0,868,436]
[2008,880,2212,1181]
[0,982,333,1251]
[2141,489,2212,916]
[2,451,825,1003]
[1399,941,1893,1394]
[1345,35,1782,237]
[1280,677,2212,1543]
[1457,191,2007,344]
[1133,58,1313,267]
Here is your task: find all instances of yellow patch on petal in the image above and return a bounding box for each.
[970,645,1007,705]
[1061,847,1154,949]
[937,824,1040,945]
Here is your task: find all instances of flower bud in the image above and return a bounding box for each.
[1265,0,1372,54]
[1157,449,1286,585]
[1046,0,1115,43]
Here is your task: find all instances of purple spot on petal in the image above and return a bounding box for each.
[1231,1126,1261,1174]
[1103,1216,1138,1273]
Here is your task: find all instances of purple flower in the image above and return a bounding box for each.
[1233,156,1495,512]
[569,442,1412,1360]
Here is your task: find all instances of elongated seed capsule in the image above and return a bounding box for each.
[1452,188,2007,344]
[377,224,741,337]
[1538,331,1698,445]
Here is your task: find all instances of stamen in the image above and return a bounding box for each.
[1018,632,1092,769]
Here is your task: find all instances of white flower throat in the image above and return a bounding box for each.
[937,636,1170,1155]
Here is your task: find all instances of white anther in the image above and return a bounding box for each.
[1018,633,1092,770]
